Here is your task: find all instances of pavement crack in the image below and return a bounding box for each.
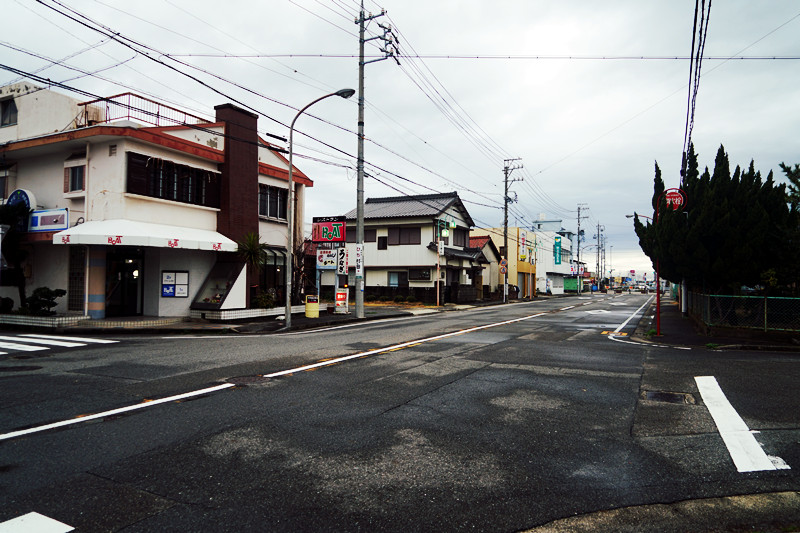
[377,362,491,416]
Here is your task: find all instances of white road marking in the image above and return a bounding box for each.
[20,334,118,344]
[0,383,234,442]
[262,312,549,378]
[695,376,789,473]
[0,512,73,533]
[0,336,85,348]
[0,341,48,352]
[613,296,654,333]
[560,306,575,310]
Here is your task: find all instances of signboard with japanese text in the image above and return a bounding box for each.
[312,216,346,243]
[337,248,349,275]
[316,249,337,270]
[355,244,364,278]
[553,236,562,265]
[161,271,188,298]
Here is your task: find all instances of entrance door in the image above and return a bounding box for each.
[106,250,143,317]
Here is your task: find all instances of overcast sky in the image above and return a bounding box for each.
[3,1,799,278]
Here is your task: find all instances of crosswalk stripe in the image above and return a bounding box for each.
[0,512,74,532]
[0,341,48,352]
[19,334,118,344]
[0,336,85,348]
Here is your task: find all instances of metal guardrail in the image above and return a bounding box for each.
[689,292,800,332]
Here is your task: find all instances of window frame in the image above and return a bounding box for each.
[0,98,18,127]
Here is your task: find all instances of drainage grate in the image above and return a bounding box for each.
[642,390,696,404]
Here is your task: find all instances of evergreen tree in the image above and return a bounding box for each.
[636,144,795,295]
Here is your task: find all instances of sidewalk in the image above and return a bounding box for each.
[633,293,800,351]
[54,302,490,335]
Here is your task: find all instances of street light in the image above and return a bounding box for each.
[285,88,355,329]
[435,216,456,306]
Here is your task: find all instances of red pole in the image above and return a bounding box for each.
[655,198,662,336]
[656,259,661,336]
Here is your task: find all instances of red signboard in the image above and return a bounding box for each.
[312,216,346,243]
[664,188,686,210]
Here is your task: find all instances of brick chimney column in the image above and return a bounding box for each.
[214,104,259,242]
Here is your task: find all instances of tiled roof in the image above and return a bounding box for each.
[469,235,491,249]
[344,192,474,226]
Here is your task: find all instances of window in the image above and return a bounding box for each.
[408,268,431,281]
[452,228,467,247]
[346,228,376,243]
[388,227,420,246]
[0,164,15,200]
[258,184,288,220]
[0,98,17,127]
[64,152,86,193]
[66,166,84,192]
[388,271,409,287]
[377,236,388,250]
[126,152,220,208]
[68,246,86,312]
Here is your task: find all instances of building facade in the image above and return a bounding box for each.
[318,192,486,304]
[531,217,574,295]
[469,227,536,299]
[0,83,309,318]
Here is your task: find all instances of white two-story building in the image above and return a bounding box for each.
[0,82,309,319]
[319,192,486,304]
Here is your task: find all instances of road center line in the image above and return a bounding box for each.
[695,375,789,472]
[0,383,234,442]
[262,312,549,378]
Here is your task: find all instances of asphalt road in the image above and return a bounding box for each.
[0,294,798,532]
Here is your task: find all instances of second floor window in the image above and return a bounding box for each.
[65,166,84,192]
[127,152,220,208]
[0,98,17,127]
[388,227,421,245]
[258,184,287,220]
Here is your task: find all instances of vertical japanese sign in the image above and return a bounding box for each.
[355,244,364,278]
[337,248,349,275]
[553,236,562,265]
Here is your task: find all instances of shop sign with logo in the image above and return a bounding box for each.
[312,216,346,243]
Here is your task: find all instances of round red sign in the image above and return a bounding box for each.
[664,188,685,210]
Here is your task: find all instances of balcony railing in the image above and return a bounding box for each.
[78,93,210,128]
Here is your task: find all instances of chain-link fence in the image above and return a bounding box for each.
[689,292,800,332]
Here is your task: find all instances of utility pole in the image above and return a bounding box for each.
[502,158,523,303]
[595,222,601,288]
[576,203,588,294]
[354,1,398,319]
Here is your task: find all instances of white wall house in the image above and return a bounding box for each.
[0,82,310,318]
[531,216,574,295]
[319,192,487,304]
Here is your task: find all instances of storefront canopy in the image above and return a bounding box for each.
[53,219,237,252]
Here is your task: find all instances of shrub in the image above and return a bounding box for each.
[21,287,66,316]
[0,297,13,313]
[379,296,391,302]
[393,295,405,303]
[405,295,416,303]
[254,288,276,309]
[365,294,377,302]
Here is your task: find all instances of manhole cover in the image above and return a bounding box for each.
[226,375,270,385]
[642,390,695,404]
[0,366,42,372]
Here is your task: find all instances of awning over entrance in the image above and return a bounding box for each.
[52,219,237,252]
